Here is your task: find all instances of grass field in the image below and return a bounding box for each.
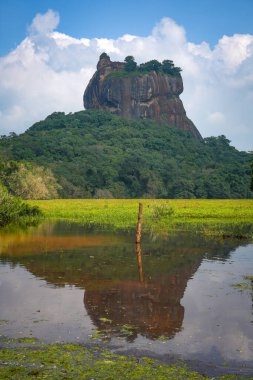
[28,199,253,237]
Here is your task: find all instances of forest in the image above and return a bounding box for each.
[0,109,252,199]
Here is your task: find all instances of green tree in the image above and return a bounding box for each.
[162,60,174,73]
[139,60,162,72]
[124,56,137,72]
[162,60,182,76]
[0,159,60,200]
[99,52,110,60]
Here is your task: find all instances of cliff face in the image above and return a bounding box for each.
[83,56,202,139]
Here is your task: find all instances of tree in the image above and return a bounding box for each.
[139,60,162,72]
[0,160,60,200]
[99,52,110,60]
[124,56,137,72]
[162,60,174,73]
[162,60,182,76]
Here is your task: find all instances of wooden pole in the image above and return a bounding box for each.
[136,203,143,244]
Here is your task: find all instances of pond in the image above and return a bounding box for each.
[0,221,252,371]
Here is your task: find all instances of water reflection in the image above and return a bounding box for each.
[84,262,201,340]
[0,221,252,366]
[0,223,121,257]
[136,243,143,283]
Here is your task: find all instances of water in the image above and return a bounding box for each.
[0,221,252,369]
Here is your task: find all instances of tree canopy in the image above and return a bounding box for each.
[124,56,137,72]
[123,57,182,76]
[0,109,252,199]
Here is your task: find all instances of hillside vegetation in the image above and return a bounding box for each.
[0,109,252,199]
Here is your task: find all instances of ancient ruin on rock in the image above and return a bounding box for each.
[83,53,202,139]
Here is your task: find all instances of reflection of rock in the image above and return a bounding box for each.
[1,222,250,340]
[84,261,200,340]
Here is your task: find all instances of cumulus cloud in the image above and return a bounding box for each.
[0,10,252,151]
[29,9,60,35]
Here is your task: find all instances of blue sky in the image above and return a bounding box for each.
[0,1,253,151]
[1,0,253,56]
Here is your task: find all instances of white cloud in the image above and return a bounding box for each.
[213,34,253,70]
[207,111,225,124]
[0,10,252,151]
[29,9,60,35]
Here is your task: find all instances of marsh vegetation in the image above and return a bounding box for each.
[29,198,253,238]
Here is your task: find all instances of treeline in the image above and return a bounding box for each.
[101,52,182,76]
[0,109,252,199]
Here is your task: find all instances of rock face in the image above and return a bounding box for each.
[83,56,202,139]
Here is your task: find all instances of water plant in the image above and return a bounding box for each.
[28,199,253,238]
[0,339,244,379]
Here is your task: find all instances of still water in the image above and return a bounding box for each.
[0,221,252,368]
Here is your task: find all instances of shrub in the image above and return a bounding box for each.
[0,182,42,227]
[151,203,175,219]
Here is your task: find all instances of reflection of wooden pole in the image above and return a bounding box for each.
[136,203,143,244]
[136,243,143,283]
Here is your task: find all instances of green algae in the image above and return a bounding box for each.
[232,282,251,290]
[244,276,253,281]
[231,275,253,292]
[0,339,249,379]
[0,320,8,325]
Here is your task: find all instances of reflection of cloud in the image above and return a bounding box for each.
[177,246,253,362]
[0,264,93,341]
[0,11,252,150]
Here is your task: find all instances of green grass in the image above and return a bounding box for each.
[105,69,180,80]
[28,199,253,238]
[0,339,244,379]
[106,69,145,79]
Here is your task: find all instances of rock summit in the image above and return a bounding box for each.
[83,54,201,139]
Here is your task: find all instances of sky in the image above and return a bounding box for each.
[0,0,253,151]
